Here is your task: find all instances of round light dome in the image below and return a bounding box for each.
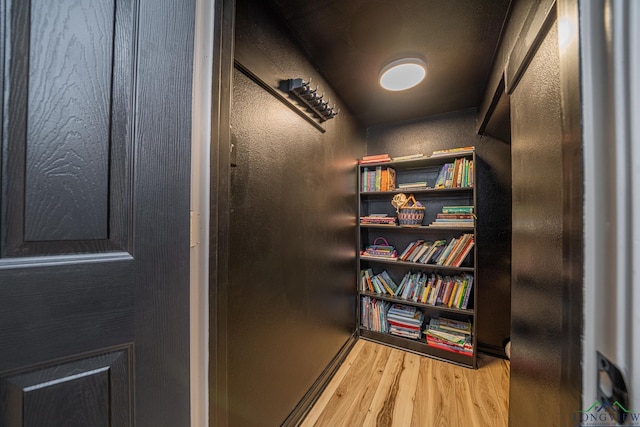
[379,58,427,91]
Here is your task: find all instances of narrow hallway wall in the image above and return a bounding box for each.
[226,1,365,425]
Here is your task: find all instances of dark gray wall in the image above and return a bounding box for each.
[228,1,365,426]
[478,0,539,128]
[509,21,567,426]
[367,111,512,356]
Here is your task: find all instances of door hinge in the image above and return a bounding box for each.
[190,210,200,248]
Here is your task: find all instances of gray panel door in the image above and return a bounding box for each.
[0,0,194,425]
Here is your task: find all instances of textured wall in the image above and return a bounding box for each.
[228,1,365,426]
[367,111,512,356]
[479,0,538,122]
[509,22,564,426]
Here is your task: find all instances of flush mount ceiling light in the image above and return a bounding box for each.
[379,58,427,91]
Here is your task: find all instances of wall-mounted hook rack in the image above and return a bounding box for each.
[281,78,340,122]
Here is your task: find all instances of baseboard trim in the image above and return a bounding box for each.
[282,332,358,427]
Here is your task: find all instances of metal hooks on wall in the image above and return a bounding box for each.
[281,78,340,122]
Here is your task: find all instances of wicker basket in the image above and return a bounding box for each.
[397,194,425,227]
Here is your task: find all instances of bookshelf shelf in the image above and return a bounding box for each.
[359,256,474,272]
[360,187,474,197]
[359,329,474,368]
[360,224,475,232]
[357,151,479,368]
[359,291,475,316]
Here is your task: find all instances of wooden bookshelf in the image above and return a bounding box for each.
[357,152,478,368]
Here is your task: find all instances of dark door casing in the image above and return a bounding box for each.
[0,0,194,425]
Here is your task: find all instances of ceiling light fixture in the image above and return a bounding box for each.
[379,58,427,91]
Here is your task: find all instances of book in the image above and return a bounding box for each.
[376,271,398,294]
[451,237,474,267]
[430,146,475,158]
[437,214,474,219]
[419,240,446,264]
[381,168,396,191]
[380,271,399,292]
[461,275,474,309]
[360,216,397,225]
[441,234,473,266]
[399,240,420,260]
[441,206,474,214]
[392,153,425,161]
[398,181,428,188]
[434,163,452,188]
[431,317,472,335]
[410,242,431,263]
[359,153,391,164]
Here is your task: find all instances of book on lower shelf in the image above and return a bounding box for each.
[425,317,473,356]
[361,297,391,333]
[387,304,424,340]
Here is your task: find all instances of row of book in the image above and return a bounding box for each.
[361,298,473,356]
[397,271,474,309]
[434,158,474,189]
[360,297,390,333]
[425,317,473,356]
[428,205,474,228]
[398,234,474,267]
[361,167,396,192]
[360,269,399,295]
[360,269,474,310]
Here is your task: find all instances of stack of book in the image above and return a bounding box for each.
[360,214,396,226]
[359,153,391,164]
[434,158,474,188]
[361,297,390,333]
[430,146,475,158]
[387,304,424,340]
[394,271,473,309]
[429,206,474,228]
[425,317,473,356]
[360,269,399,295]
[361,166,396,192]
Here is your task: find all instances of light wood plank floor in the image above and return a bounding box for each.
[301,339,509,427]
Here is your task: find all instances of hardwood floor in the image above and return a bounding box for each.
[301,339,509,427]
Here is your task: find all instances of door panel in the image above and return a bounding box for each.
[1,349,131,427]
[0,0,194,424]
[3,0,134,256]
[0,257,134,371]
